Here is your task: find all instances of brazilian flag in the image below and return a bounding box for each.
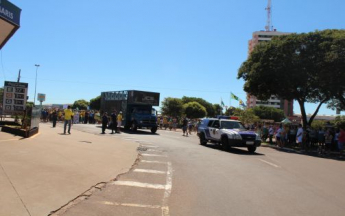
[231,92,239,101]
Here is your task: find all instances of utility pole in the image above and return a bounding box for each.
[17,69,21,82]
[265,0,273,32]
[34,64,40,106]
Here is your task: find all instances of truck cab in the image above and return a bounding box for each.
[127,105,158,133]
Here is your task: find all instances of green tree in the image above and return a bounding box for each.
[213,104,223,116]
[332,116,345,128]
[72,99,89,110]
[26,101,34,108]
[233,108,260,125]
[182,96,214,117]
[251,106,285,122]
[238,29,345,128]
[90,95,101,110]
[311,120,326,130]
[161,97,183,117]
[183,102,207,119]
[225,107,243,116]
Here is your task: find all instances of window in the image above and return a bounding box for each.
[212,120,220,128]
[207,120,214,127]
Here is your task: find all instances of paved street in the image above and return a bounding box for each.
[1,123,345,216]
[59,124,345,216]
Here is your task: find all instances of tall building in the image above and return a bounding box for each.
[246,30,294,117]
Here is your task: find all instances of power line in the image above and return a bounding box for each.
[18,76,245,95]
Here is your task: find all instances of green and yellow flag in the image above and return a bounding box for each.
[231,92,239,101]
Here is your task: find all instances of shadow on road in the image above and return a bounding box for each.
[202,143,265,156]
[266,145,344,161]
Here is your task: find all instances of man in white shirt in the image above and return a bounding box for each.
[296,124,303,146]
[268,125,274,144]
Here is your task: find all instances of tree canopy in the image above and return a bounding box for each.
[89,95,101,110]
[72,99,89,110]
[183,102,207,119]
[238,29,345,128]
[182,96,214,117]
[232,108,260,125]
[251,106,285,122]
[161,97,184,117]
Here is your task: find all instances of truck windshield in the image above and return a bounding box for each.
[132,108,151,114]
[220,121,245,129]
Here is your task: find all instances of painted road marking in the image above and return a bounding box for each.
[101,201,161,209]
[146,149,162,152]
[111,181,169,190]
[141,153,167,157]
[141,160,167,164]
[259,159,280,168]
[162,162,173,216]
[134,169,166,174]
[141,145,159,148]
[0,139,20,143]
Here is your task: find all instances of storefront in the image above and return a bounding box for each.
[0,0,21,49]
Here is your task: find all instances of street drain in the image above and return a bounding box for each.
[80,141,92,144]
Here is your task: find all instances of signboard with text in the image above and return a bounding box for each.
[2,81,28,114]
[37,93,46,102]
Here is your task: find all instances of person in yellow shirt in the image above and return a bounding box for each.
[64,105,74,134]
[117,111,123,133]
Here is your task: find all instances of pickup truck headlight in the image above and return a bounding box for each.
[255,134,261,140]
[232,134,242,140]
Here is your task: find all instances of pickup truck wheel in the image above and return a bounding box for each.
[199,133,207,145]
[151,127,157,133]
[248,146,256,153]
[222,137,229,151]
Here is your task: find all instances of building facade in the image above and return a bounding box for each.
[246,30,294,117]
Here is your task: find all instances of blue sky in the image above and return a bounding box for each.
[1,0,344,115]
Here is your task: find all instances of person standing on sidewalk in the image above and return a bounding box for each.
[268,125,274,144]
[117,111,123,133]
[182,117,188,136]
[63,106,73,134]
[338,127,345,158]
[296,124,303,148]
[110,110,117,134]
[52,110,57,128]
[101,112,108,134]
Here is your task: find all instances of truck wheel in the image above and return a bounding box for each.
[151,127,157,133]
[199,133,207,145]
[222,137,229,151]
[248,146,256,153]
[131,122,138,132]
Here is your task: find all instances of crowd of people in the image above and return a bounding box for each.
[254,123,345,158]
[40,108,100,124]
[157,116,199,136]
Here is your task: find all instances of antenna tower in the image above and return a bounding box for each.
[265,0,273,31]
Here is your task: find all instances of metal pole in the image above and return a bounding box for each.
[34,64,40,106]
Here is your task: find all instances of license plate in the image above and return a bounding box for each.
[246,141,254,145]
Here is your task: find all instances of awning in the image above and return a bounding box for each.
[281,118,292,124]
[0,0,21,49]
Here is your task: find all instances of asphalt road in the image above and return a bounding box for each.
[57,124,345,216]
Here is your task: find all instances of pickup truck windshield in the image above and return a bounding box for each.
[220,121,245,129]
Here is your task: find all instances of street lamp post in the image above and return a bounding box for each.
[34,64,40,106]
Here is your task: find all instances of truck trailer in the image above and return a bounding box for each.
[100,90,159,133]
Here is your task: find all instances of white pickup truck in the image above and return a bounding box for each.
[197,118,261,153]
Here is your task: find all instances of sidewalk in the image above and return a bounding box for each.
[262,142,343,159]
[0,123,139,216]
